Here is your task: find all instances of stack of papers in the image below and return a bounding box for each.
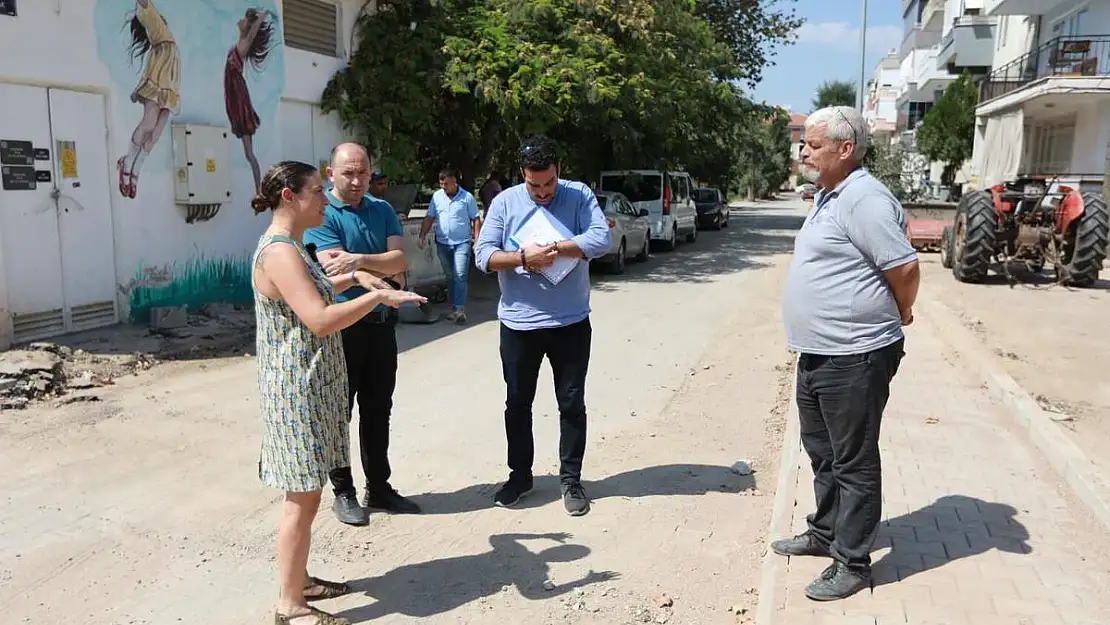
[508,206,580,286]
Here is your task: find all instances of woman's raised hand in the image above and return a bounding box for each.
[380,290,428,309]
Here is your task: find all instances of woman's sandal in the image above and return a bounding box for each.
[274,605,350,625]
[303,576,351,601]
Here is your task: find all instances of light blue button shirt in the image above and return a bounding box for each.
[473,180,611,330]
[428,187,480,246]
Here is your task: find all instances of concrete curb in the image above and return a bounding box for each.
[918,286,1110,532]
[754,369,801,625]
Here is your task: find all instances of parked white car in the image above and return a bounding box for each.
[599,169,698,251]
[593,191,651,274]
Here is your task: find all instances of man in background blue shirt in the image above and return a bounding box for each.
[418,168,480,324]
[304,143,421,525]
[473,135,610,516]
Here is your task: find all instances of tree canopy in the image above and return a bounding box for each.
[321,0,801,194]
[916,71,977,189]
[811,80,856,111]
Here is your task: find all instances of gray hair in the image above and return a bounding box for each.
[805,106,870,162]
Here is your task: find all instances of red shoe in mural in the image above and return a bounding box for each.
[116,156,132,198]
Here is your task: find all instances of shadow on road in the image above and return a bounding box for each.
[336,532,619,623]
[870,494,1030,588]
[409,463,757,515]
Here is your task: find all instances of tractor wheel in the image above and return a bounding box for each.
[1060,192,1109,288]
[953,190,996,283]
[940,225,954,269]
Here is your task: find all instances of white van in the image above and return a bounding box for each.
[599,169,698,250]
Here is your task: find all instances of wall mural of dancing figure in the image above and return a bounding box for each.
[117,0,180,199]
[225,7,275,194]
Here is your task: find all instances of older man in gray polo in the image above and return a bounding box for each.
[773,105,920,601]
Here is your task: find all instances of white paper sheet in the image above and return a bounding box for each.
[509,206,580,286]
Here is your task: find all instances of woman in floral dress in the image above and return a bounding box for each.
[250,161,426,625]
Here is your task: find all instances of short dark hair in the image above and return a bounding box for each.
[517,135,559,171]
[438,167,457,181]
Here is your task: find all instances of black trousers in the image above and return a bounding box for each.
[329,315,398,496]
[796,339,904,572]
[500,318,592,485]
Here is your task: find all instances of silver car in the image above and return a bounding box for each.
[593,191,652,274]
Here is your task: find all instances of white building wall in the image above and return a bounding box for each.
[0,0,364,348]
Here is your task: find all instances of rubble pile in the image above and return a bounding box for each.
[0,342,156,410]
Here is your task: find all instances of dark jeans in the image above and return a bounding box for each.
[500,318,592,485]
[329,314,398,496]
[796,338,905,573]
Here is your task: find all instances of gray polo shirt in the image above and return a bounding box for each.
[782,168,917,356]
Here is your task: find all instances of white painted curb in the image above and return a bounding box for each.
[755,365,801,625]
[918,285,1110,533]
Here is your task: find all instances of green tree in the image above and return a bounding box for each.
[811,80,856,110]
[863,138,921,202]
[694,0,804,85]
[916,71,977,192]
[321,0,797,191]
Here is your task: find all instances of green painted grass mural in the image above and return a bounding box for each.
[128,255,253,323]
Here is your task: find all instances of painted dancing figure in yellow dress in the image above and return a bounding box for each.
[117,0,180,199]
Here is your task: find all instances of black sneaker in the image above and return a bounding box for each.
[804,561,870,601]
[561,481,590,516]
[363,485,422,514]
[770,531,831,558]
[332,491,370,526]
[493,478,533,507]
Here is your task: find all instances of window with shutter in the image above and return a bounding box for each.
[282,0,339,57]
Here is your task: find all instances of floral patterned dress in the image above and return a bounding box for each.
[253,234,349,492]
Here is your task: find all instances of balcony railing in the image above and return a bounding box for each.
[980,35,1110,103]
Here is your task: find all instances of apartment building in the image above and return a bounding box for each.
[0,0,365,349]
[865,50,903,147]
[973,0,1110,193]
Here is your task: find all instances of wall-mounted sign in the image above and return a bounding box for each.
[57,140,78,179]
[33,147,50,161]
[205,158,217,173]
[0,0,16,17]
[0,139,33,166]
[35,170,52,183]
[2,166,35,190]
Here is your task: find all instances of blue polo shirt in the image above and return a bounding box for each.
[428,187,480,245]
[781,168,917,355]
[304,190,404,307]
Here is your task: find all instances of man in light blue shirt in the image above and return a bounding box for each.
[418,168,480,324]
[473,135,610,517]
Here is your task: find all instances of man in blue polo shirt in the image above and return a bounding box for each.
[473,135,610,517]
[418,167,480,324]
[304,142,420,526]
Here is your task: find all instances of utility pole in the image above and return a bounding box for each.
[857,0,868,112]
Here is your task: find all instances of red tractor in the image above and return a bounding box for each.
[941,178,1109,287]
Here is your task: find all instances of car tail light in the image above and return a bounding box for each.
[607,218,616,229]
[662,184,672,215]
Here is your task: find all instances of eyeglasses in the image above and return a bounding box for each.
[835,108,858,146]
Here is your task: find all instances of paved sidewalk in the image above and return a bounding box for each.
[764,313,1110,625]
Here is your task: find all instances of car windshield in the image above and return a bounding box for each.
[693,189,717,202]
[596,196,609,209]
[600,173,662,203]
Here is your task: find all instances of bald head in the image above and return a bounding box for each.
[328,142,372,204]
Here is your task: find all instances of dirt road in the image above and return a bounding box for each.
[919,256,1110,477]
[1,201,810,625]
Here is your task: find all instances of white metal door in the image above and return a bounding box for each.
[0,84,66,341]
[48,89,119,332]
[279,100,316,167]
[312,108,350,173]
